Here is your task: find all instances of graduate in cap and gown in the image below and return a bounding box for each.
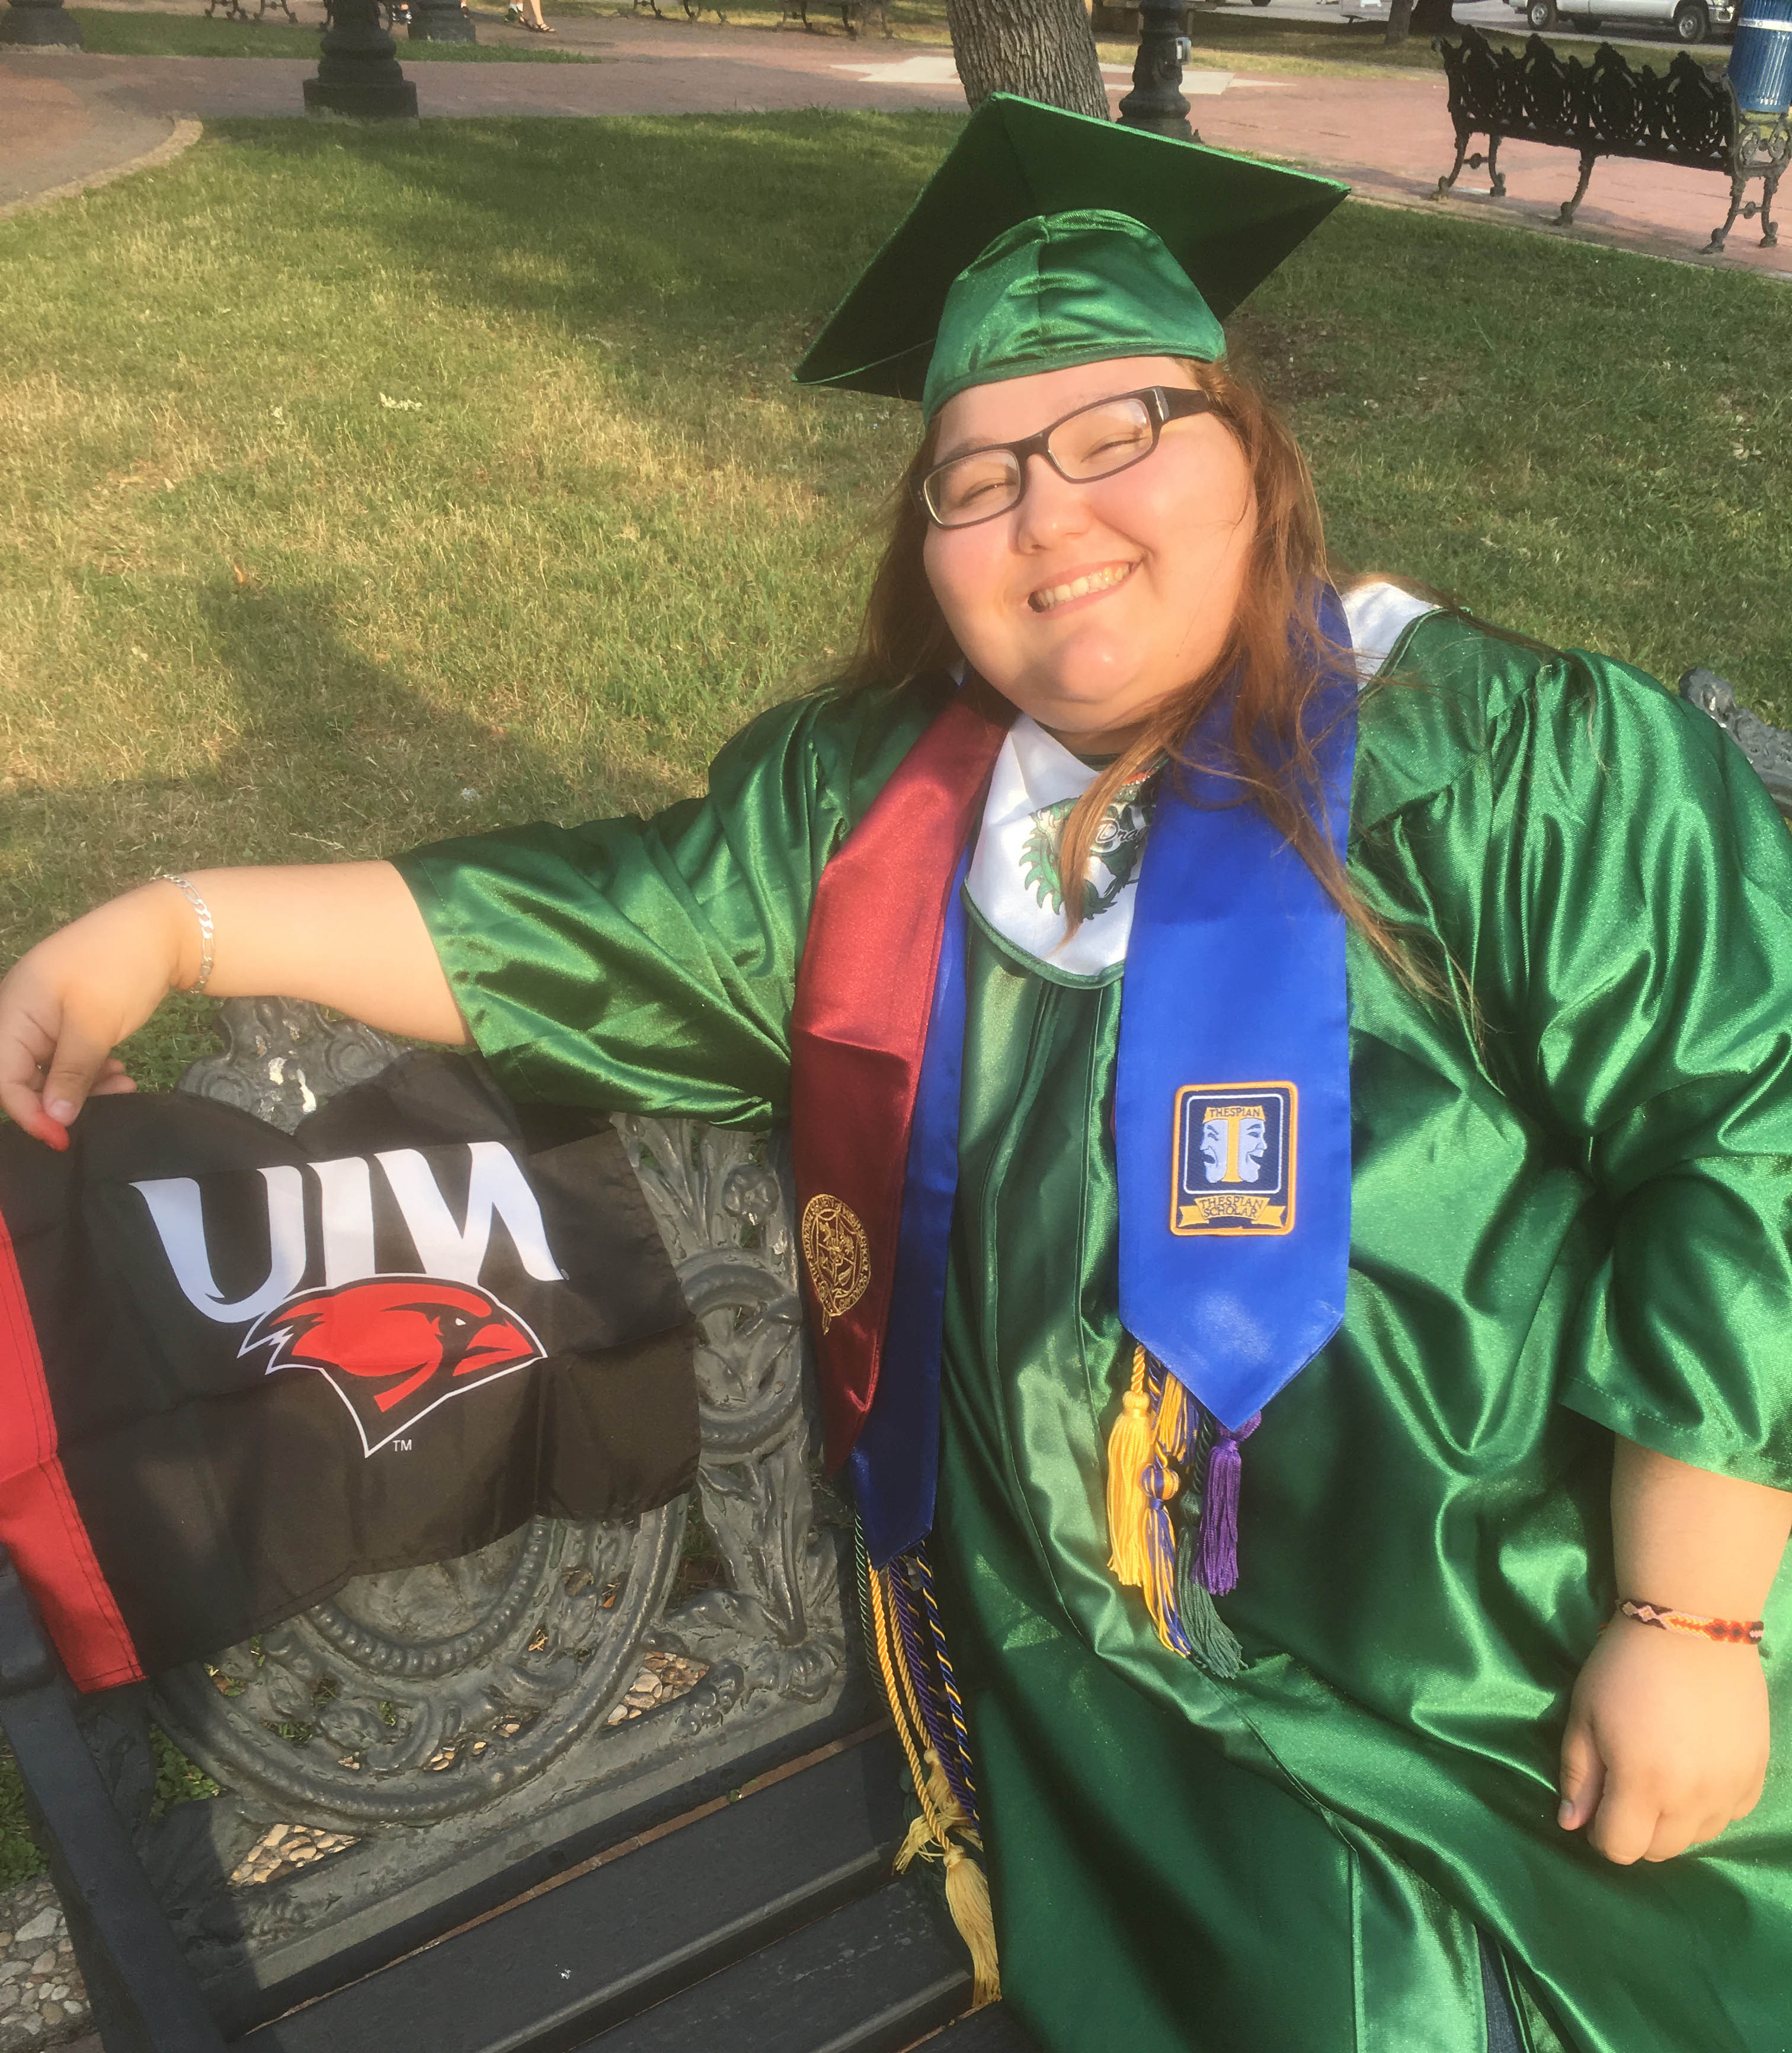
[6,96,1792,2053]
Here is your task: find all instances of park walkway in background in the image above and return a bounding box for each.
[2,5,1787,278]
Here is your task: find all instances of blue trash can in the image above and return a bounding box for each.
[1729,0,1792,119]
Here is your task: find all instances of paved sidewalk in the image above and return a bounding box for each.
[1,9,1785,278]
[1185,64,1788,279]
[0,54,185,209]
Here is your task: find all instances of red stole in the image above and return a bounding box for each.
[789,695,1009,1470]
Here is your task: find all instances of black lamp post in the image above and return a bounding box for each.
[0,0,84,46]
[1118,0,1196,140]
[303,0,418,116]
[408,0,475,43]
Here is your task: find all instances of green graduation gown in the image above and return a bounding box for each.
[396,608,1792,2053]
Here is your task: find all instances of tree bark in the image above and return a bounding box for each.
[946,0,1111,119]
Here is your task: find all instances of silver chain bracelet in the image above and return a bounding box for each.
[155,873,216,996]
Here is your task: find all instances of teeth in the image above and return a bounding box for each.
[1030,563,1132,613]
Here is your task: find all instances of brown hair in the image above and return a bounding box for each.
[831,356,1417,981]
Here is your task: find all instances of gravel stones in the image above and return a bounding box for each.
[603,1649,707,1728]
[0,1876,87,2049]
[228,1822,360,1890]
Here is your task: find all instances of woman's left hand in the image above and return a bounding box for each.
[1557,1617,1768,1864]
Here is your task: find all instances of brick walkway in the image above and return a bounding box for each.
[1,7,1786,277]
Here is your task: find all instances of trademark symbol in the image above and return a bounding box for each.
[392,1438,414,1453]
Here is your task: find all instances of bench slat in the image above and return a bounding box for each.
[572,1882,970,2053]
[240,1735,909,2053]
[927,2003,1040,2049]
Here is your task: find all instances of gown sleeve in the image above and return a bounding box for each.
[1367,635,1792,1490]
[391,685,940,1129]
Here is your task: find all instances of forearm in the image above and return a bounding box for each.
[1612,1438,1792,1619]
[0,861,466,1147]
[169,863,466,1044]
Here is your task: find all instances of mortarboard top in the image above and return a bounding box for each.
[794,94,1349,420]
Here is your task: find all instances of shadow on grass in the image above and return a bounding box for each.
[1,573,582,962]
[195,574,583,832]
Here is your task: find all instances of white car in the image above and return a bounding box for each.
[1505,0,1736,43]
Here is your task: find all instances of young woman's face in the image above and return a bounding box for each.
[921,355,1256,753]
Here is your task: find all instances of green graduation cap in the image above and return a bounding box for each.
[795,94,1348,422]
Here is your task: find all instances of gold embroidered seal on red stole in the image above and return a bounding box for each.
[800,1194,871,1332]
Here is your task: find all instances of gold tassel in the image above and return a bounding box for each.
[944,1841,1002,2008]
[1105,1342,1155,1587]
[1154,1368,1189,1464]
[892,1811,935,1873]
[923,1747,965,1830]
[866,1562,1001,2006]
[1110,1347,1195,1658]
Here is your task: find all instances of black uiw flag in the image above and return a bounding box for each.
[0,1053,696,1689]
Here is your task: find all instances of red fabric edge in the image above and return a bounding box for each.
[0,1205,143,1692]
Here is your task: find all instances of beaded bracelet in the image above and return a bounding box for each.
[1619,1598,1764,1647]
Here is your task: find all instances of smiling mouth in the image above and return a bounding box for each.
[1028,562,1135,614]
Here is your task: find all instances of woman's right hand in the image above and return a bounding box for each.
[0,883,196,1150]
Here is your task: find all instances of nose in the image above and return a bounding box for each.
[1011,450,1093,549]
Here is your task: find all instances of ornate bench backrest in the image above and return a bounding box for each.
[145,1001,856,2001]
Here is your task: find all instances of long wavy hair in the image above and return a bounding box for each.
[828,354,1419,980]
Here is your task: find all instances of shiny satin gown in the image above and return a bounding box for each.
[398,607,1792,2052]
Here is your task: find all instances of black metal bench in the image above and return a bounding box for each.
[626,0,892,28]
[1433,24,1790,251]
[0,1007,1036,2052]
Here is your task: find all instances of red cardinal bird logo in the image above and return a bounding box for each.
[241,1277,546,1457]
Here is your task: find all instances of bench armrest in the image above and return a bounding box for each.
[0,1546,227,2053]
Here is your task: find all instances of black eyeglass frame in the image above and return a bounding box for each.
[913,385,1217,530]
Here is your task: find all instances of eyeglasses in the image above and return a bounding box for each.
[915,386,1216,530]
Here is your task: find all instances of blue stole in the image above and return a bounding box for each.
[853,607,1358,1572]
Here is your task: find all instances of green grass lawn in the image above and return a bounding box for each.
[1,107,1788,1875]
[69,7,599,56]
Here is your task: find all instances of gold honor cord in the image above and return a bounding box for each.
[910,1547,980,1815]
[865,1559,1000,2007]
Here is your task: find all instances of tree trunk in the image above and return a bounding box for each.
[1385,0,1452,43]
[946,0,1111,119]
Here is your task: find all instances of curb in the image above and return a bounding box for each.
[0,115,201,222]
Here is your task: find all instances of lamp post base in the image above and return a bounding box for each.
[304,0,418,117]
[0,0,85,47]
[303,75,421,114]
[1118,0,1196,140]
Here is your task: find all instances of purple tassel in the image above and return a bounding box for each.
[1196,1414,1259,1595]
